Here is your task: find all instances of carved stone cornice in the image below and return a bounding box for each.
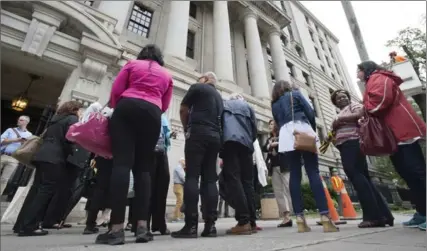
[32,3,66,28]
[80,32,123,66]
[21,19,56,57]
[81,58,107,83]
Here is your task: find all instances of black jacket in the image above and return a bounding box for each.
[262,135,280,171]
[32,114,79,166]
[66,145,91,169]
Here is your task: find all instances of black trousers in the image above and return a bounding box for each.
[86,157,113,228]
[19,162,69,232]
[390,141,426,216]
[221,142,255,225]
[148,152,170,231]
[338,140,393,222]
[130,152,170,232]
[184,134,221,224]
[109,98,161,225]
[42,165,80,226]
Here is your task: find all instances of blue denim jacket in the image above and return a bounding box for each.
[155,114,171,152]
[222,99,257,153]
[271,90,316,130]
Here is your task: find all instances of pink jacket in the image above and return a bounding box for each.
[109,60,173,112]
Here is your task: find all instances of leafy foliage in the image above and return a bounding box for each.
[301,183,338,211]
[374,156,407,188]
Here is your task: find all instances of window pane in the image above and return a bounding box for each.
[128,4,153,38]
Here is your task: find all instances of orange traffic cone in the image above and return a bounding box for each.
[317,176,346,226]
[340,186,360,220]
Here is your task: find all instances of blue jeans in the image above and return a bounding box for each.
[282,150,328,216]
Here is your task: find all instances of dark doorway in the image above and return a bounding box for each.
[1,100,45,135]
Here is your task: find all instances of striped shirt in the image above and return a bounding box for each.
[334,102,363,146]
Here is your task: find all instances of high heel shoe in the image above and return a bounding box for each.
[296,215,311,233]
[320,214,339,233]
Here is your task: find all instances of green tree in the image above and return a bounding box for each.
[374,157,407,188]
[386,16,426,120]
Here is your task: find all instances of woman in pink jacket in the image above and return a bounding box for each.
[96,44,173,245]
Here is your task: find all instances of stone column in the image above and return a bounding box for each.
[242,11,270,99]
[233,23,251,94]
[164,1,190,61]
[268,27,290,82]
[213,1,234,84]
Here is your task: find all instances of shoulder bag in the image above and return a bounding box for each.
[358,109,397,156]
[12,130,46,168]
[290,92,318,153]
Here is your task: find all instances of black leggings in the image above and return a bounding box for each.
[109,97,161,225]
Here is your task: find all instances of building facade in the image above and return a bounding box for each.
[1,1,360,216]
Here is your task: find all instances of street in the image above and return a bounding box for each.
[1,214,425,251]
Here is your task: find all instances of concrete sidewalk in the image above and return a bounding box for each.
[1,214,425,251]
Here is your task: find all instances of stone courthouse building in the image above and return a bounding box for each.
[1,1,360,218]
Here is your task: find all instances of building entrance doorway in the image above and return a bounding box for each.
[1,48,71,134]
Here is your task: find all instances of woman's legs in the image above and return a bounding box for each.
[339,140,383,222]
[86,159,112,233]
[19,162,62,235]
[271,165,292,225]
[301,151,328,215]
[286,151,304,216]
[98,98,160,245]
[150,153,170,233]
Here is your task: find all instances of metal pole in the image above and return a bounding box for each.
[341,1,370,62]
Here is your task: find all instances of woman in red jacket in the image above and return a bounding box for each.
[357,61,426,229]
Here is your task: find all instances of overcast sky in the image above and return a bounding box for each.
[301,1,426,94]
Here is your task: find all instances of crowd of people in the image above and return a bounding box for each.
[0,44,425,246]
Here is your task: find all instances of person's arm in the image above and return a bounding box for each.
[161,79,173,113]
[65,115,80,155]
[249,106,258,143]
[296,91,316,128]
[364,75,397,115]
[109,62,132,108]
[180,85,198,132]
[337,103,364,123]
[0,129,21,145]
[177,166,186,183]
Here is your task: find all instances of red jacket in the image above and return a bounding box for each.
[363,70,426,142]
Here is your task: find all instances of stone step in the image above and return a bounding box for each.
[1,202,11,218]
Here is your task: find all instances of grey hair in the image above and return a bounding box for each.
[202,71,218,84]
[229,93,245,101]
[19,115,30,123]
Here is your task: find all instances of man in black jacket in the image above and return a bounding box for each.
[172,72,223,239]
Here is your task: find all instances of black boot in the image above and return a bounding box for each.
[83,226,99,235]
[171,224,198,238]
[95,229,125,245]
[201,222,217,237]
[135,226,153,243]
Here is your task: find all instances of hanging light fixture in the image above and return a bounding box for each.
[11,73,42,112]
